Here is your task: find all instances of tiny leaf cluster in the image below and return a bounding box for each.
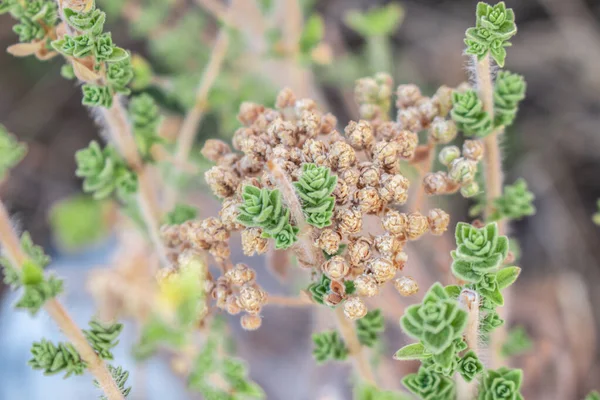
[294,163,337,228]
[491,178,535,221]
[0,124,27,180]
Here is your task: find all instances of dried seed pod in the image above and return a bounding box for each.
[329,141,357,170]
[160,225,182,248]
[433,85,453,117]
[368,256,396,283]
[226,263,256,285]
[358,162,381,188]
[379,173,410,205]
[394,276,419,296]
[374,233,401,255]
[428,208,450,235]
[354,274,379,297]
[200,217,229,242]
[448,157,477,184]
[303,138,330,167]
[226,295,242,315]
[429,117,457,144]
[316,229,342,255]
[462,140,484,162]
[371,141,398,171]
[201,139,231,163]
[382,210,408,236]
[235,154,264,176]
[241,313,262,330]
[352,186,383,214]
[320,113,338,135]
[209,241,231,262]
[375,121,399,141]
[417,98,439,125]
[217,153,242,168]
[220,198,242,231]
[205,165,240,198]
[295,98,317,115]
[345,120,374,150]
[275,87,296,109]
[406,212,429,240]
[321,256,350,280]
[288,147,306,165]
[268,118,297,147]
[423,171,450,195]
[238,284,266,314]
[298,110,320,138]
[396,84,422,108]
[238,102,265,126]
[333,178,349,205]
[324,292,344,307]
[438,146,461,166]
[343,296,368,320]
[394,130,419,160]
[392,251,408,270]
[180,220,210,249]
[241,228,269,256]
[336,207,363,235]
[347,236,373,266]
[340,168,360,187]
[397,107,422,132]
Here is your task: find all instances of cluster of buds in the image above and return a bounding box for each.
[209,263,267,331]
[423,140,484,198]
[395,84,454,133]
[161,217,231,264]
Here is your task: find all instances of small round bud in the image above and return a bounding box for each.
[352,186,383,214]
[333,178,349,205]
[448,158,477,184]
[424,171,449,195]
[462,140,484,162]
[340,168,359,187]
[428,208,450,235]
[433,85,453,117]
[372,141,399,170]
[226,263,256,285]
[374,233,401,255]
[460,181,480,198]
[392,251,408,270]
[343,297,368,320]
[345,120,374,150]
[382,210,408,235]
[394,276,419,296]
[379,173,410,204]
[429,117,457,144]
[320,113,337,135]
[201,139,231,162]
[368,257,396,283]
[358,162,381,188]
[241,313,262,330]
[316,229,342,256]
[205,166,240,198]
[321,256,350,280]
[347,236,373,266]
[354,274,379,297]
[226,296,242,315]
[238,102,265,126]
[397,107,422,132]
[406,212,429,241]
[329,141,357,170]
[241,228,269,256]
[238,284,266,314]
[275,87,296,109]
[417,98,439,125]
[438,146,461,166]
[336,207,363,235]
[396,84,422,108]
[394,130,419,160]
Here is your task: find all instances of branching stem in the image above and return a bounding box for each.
[0,201,124,400]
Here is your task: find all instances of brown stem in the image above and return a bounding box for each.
[334,307,378,386]
[410,142,435,212]
[265,295,312,307]
[0,202,124,400]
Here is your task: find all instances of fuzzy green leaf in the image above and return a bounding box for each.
[84,320,123,360]
[494,71,526,127]
[450,90,493,137]
[312,331,348,363]
[356,309,384,347]
[15,275,63,315]
[0,124,27,180]
[82,84,113,108]
[492,178,535,221]
[403,367,455,400]
[29,340,86,378]
[495,266,521,290]
[129,93,163,160]
[458,350,484,382]
[165,204,198,225]
[481,311,504,334]
[478,367,524,400]
[299,14,324,54]
[501,326,532,357]
[393,342,431,361]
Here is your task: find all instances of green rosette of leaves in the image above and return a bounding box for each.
[293,163,337,228]
[237,185,298,249]
[83,320,124,360]
[492,178,535,221]
[312,331,348,363]
[402,367,455,400]
[0,124,27,180]
[307,274,355,306]
[450,90,493,137]
[28,340,86,378]
[493,71,526,127]
[129,93,163,159]
[451,222,508,283]
[478,367,524,400]
[400,283,467,369]
[458,350,484,382]
[356,309,384,347]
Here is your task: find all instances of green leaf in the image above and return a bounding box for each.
[299,14,324,54]
[21,260,44,285]
[479,367,523,400]
[458,350,484,382]
[95,365,132,399]
[491,178,535,221]
[15,275,63,315]
[585,391,600,400]
[84,319,124,360]
[356,309,384,347]
[165,204,198,225]
[501,326,532,357]
[393,342,431,360]
[82,84,113,108]
[403,367,455,400]
[106,47,129,62]
[29,339,86,378]
[294,164,337,228]
[312,331,348,363]
[450,90,493,137]
[345,4,404,37]
[444,285,462,299]
[0,124,27,180]
[495,266,521,290]
[493,71,526,127]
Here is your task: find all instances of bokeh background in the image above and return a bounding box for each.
[1,0,600,399]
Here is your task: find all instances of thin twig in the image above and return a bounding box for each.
[265,295,312,307]
[410,142,435,212]
[164,24,231,210]
[0,201,124,400]
[457,289,480,400]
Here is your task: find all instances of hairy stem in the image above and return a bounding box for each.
[457,289,480,400]
[101,101,170,268]
[474,55,505,234]
[164,26,230,210]
[334,307,378,386]
[0,202,124,400]
[265,295,312,307]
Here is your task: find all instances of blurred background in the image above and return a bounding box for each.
[1,0,600,398]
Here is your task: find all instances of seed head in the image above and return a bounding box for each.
[303,138,330,167]
[238,102,265,126]
[394,276,419,296]
[340,168,360,187]
[392,251,408,270]
[448,157,477,184]
[394,130,419,160]
[201,139,231,163]
[241,313,262,330]
[460,181,480,198]
[382,210,408,235]
[396,84,422,108]
[429,117,457,144]
[368,256,396,283]
[347,236,373,266]
[345,120,374,150]
[371,141,398,171]
[343,296,368,320]
[353,186,383,214]
[320,113,338,135]
[329,141,357,170]
[241,228,269,256]
[406,212,429,240]
[374,233,401,255]
[336,207,363,235]
[205,165,240,198]
[220,198,242,231]
[226,263,256,285]
[209,241,230,262]
[316,229,342,255]
[268,118,298,147]
[321,256,350,280]
[354,274,379,297]
[238,284,266,314]
[428,208,450,235]
[275,87,296,109]
[462,140,484,162]
[397,107,422,132]
[379,173,410,205]
[333,178,349,205]
[416,98,439,125]
[424,171,449,195]
[226,295,242,315]
[433,85,453,117]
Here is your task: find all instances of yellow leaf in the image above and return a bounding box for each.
[6,42,42,57]
[72,59,101,82]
